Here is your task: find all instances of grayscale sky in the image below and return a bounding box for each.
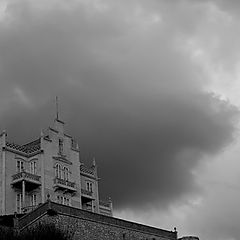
[0,1,240,239]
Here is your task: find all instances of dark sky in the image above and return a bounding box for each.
[0,1,240,239]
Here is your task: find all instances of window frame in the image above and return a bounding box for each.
[30,194,37,206]
[16,193,23,213]
[30,161,37,174]
[63,166,69,181]
[86,181,93,192]
[55,163,62,179]
[58,138,64,155]
[17,160,24,173]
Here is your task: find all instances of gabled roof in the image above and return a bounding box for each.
[5,138,41,157]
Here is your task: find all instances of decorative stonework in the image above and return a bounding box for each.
[52,156,72,165]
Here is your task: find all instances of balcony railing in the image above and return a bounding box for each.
[53,178,77,193]
[81,188,93,198]
[12,172,41,187]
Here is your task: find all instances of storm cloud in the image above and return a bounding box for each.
[0,0,238,215]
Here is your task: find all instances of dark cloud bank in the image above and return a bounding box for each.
[0,0,238,210]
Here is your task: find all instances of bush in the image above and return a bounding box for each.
[0,223,75,240]
[0,227,16,240]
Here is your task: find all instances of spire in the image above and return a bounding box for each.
[92,157,96,167]
[55,96,59,120]
[40,129,44,137]
[54,96,65,134]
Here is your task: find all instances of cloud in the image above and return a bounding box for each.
[0,0,238,214]
[176,142,240,240]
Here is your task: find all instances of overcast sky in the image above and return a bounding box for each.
[1,0,240,239]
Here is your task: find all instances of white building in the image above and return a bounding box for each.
[0,117,113,216]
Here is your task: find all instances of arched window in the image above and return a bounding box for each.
[86,181,93,192]
[58,138,63,155]
[30,161,37,174]
[16,160,24,173]
[62,166,65,180]
[63,167,69,181]
[55,163,61,178]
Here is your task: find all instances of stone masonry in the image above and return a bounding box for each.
[15,200,178,240]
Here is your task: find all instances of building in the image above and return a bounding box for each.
[0,117,112,216]
[0,116,199,240]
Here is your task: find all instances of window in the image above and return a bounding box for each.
[55,164,69,180]
[63,167,69,181]
[63,167,66,180]
[86,181,93,192]
[17,160,24,173]
[30,161,37,174]
[57,195,70,206]
[16,193,23,213]
[30,194,37,206]
[58,138,63,155]
[71,139,77,148]
[63,197,70,206]
[55,163,61,178]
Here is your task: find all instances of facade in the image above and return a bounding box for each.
[0,118,112,216]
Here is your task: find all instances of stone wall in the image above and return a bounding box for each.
[18,201,177,240]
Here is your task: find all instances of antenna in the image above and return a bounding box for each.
[56,96,59,120]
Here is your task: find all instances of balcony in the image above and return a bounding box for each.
[53,178,77,193]
[81,188,93,199]
[12,172,41,190]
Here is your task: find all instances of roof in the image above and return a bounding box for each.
[5,138,41,157]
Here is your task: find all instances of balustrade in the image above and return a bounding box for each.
[12,171,41,185]
[81,188,93,197]
[53,177,76,193]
